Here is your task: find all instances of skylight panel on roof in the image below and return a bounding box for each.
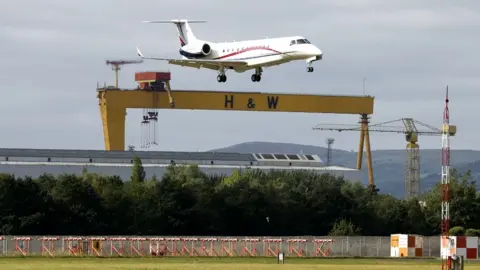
[261,154,274,159]
[274,154,287,160]
[286,154,300,160]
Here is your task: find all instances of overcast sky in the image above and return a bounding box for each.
[1,0,479,152]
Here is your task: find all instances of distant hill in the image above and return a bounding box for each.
[209,141,480,198]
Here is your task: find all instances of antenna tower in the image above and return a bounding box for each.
[106,59,143,88]
[441,86,451,270]
[326,138,335,166]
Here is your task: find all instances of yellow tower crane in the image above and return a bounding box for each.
[313,118,456,199]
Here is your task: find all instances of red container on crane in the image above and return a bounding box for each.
[135,72,171,82]
[135,71,171,91]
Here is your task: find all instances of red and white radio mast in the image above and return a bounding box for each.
[441,85,450,270]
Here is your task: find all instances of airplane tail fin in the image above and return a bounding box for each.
[142,19,207,46]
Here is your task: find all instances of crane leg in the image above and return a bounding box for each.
[165,80,175,108]
[364,122,374,189]
[98,91,126,151]
[358,114,376,193]
[356,119,365,170]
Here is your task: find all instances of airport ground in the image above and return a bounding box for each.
[0,257,478,270]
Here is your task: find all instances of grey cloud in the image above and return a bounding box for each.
[0,0,478,151]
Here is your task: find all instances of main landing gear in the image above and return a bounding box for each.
[217,74,227,83]
[307,67,314,72]
[217,67,227,83]
[251,67,262,82]
[251,74,261,82]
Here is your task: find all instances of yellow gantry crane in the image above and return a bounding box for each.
[313,118,456,199]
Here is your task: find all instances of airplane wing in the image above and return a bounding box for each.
[136,46,248,70]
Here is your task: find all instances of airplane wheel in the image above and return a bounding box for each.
[307,67,314,72]
[251,74,261,82]
[217,75,227,82]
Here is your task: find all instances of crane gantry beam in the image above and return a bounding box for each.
[313,118,457,198]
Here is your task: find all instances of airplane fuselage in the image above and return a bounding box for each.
[179,36,322,73]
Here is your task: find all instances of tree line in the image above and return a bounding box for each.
[0,156,479,236]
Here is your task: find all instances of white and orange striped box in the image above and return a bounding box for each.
[390,234,423,257]
[441,236,478,259]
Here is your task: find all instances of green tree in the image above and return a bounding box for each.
[465,228,480,236]
[131,156,146,183]
[422,169,480,235]
[449,226,465,236]
[0,164,479,236]
[328,219,361,236]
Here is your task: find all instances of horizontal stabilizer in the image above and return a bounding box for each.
[142,19,207,24]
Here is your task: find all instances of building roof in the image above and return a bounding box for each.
[0,148,323,163]
[0,148,255,162]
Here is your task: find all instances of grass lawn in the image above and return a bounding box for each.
[0,257,477,269]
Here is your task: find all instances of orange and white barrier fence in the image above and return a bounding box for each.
[0,235,459,257]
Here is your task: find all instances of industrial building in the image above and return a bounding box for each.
[0,148,361,181]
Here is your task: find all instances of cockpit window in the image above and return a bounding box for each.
[297,39,312,44]
[291,39,311,45]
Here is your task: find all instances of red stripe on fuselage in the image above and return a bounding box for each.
[215,46,281,60]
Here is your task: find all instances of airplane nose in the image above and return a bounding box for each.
[311,46,322,60]
[310,46,323,60]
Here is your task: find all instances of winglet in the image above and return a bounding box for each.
[136,46,144,58]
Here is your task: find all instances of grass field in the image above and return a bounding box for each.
[0,257,479,270]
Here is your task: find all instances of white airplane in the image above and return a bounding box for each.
[136,19,323,83]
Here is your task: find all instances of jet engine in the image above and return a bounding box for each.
[180,43,213,58]
[201,43,211,56]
